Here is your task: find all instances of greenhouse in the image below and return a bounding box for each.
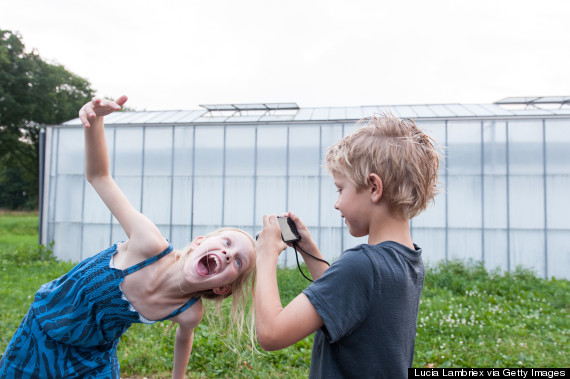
[40,96,570,280]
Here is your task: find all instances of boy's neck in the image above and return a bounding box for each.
[367,211,413,249]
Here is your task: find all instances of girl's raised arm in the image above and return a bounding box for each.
[79,96,167,256]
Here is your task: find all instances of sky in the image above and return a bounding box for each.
[2,0,570,112]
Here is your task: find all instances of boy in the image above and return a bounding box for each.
[255,113,440,378]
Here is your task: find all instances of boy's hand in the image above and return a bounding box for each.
[282,211,316,252]
[79,95,128,128]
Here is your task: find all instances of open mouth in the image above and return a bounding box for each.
[197,254,221,276]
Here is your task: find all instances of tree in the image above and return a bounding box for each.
[0,29,96,209]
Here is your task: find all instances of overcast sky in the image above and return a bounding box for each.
[2,0,569,111]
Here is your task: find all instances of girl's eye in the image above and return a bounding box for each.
[225,239,230,247]
[235,259,242,269]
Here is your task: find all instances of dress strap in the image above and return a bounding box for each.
[123,242,174,275]
[157,296,201,321]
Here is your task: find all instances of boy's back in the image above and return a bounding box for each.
[304,241,424,378]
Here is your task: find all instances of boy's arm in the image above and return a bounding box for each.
[255,215,324,351]
[80,97,167,254]
[284,212,329,280]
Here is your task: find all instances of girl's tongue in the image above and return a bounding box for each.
[197,254,221,276]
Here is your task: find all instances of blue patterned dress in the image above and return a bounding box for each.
[0,242,199,379]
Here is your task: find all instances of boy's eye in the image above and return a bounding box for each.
[225,239,230,247]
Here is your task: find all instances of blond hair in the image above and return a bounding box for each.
[325,113,440,219]
[176,228,256,353]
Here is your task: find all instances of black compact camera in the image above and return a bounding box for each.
[277,216,301,243]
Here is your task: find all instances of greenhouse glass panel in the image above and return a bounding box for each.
[320,124,344,162]
[114,127,143,176]
[193,176,223,225]
[483,175,508,228]
[413,177,446,229]
[171,176,193,225]
[171,225,192,250]
[257,127,287,176]
[114,176,142,215]
[483,121,507,175]
[49,128,59,176]
[343,230,367,251]
[226,127,256,176]
[411,228,446,264]
[449,229,482,262]
[547,231,570,279]
[328,107,346,120]
[509,175,544,229]
[144,127,173,176]
[155,225,171,242]
[311,108,329,120]
[320,175,340,227]
[545,119,570,175]
[255,177,286,222]
[54,222,81,261]
[192,225,215,241]
[288,176,319,226]
[55,175,84,222]
[142,176,172,225]
[483,229,508,272]
[224,177,255,226]
[546,176,570,229]
[57,128,85,174]
[417,121,446,177]
[318,227,342,262]
[447,175,482,228]
[508,120,544,175]
[112,223,128,243]
[83,185,111,224]
[289,125,320,176]
[447,121,482,175]
[510,229,545,277]
[195,127,224,176]
[173,126,194,176]
[82,224,112,259]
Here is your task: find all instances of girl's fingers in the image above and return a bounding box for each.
[115,95,128,107]
[79,95,128,127]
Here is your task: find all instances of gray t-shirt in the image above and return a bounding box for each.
[303,241,424,379]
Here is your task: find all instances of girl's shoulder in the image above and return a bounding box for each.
[113,232,170,269]
[171,298,204,329]
[128,228,170,258]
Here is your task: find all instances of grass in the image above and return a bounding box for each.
[1,212,568,377]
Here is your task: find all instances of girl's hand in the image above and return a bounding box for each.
[79,95,128,128]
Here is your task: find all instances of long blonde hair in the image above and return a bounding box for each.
[176,228,257,352]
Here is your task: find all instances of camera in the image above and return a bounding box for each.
[277,216,301,243]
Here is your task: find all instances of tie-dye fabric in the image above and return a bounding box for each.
[0,242,199,378]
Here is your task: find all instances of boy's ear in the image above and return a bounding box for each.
[368,174,383,203]
[213,285,231,296]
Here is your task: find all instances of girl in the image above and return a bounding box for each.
[0,96,257,379]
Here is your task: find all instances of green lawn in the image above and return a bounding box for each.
[1,212,568,377]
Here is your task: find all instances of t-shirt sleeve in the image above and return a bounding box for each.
[302,248,375,343]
